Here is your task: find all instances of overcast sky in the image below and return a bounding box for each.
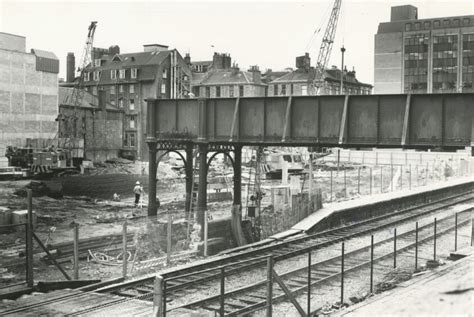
[1,0,473,84]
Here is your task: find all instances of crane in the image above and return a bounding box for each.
[62,21,97,157]
[310,0,342,95]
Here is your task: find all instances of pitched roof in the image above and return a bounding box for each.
[31,48,58,60]
[91,50,171,70]
[193,70,264,86]
[271,68,372,87]
[58,87,119,111]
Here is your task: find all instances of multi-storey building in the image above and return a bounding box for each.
[374,5,474,94]
[0,32,59,156]
[190,53,266,98]
[75,44,191,160]
[268,53,372,96]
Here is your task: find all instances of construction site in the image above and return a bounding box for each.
[1,0,474,316]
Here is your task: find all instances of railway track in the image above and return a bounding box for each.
[2,192,472,316]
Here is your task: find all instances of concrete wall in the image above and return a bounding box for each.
[0,36,58,156]
[374,32,403,94]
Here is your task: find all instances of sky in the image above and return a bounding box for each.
[1,0,473,85]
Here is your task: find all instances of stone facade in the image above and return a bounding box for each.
[0,32,58,155]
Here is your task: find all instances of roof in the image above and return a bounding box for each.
[192,60,213,66]
[91,50,171,70]
[31,48,58,60]
[271,68,372,87]
[193,70,264,86]
[58,87,120,111]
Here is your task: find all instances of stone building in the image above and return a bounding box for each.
[190,53,267,98]
[374,5,474,94]
[268,53,372,96]
[0,32,59,155]
[71,44,191,160]
[58,87,123,162]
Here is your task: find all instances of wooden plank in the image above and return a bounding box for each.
[281,96,293,142]
[229,97,240,141]
[401,94,411,146]
[338,95,349,144]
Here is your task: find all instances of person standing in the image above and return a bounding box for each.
[133,181,143,207]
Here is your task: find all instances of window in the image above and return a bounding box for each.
[130,85,135,94]
[119,85,124,93]
[92,86,97,95]
[206,87,210,98]
[463,18,470,26]
[434,20,440,28]
[111,70,117,80]
[110,86,116,94]
[216,86,221,97]
[239,85,244,97]
[130,116,135,129]
[273,84,278,96]
[424,21,431,29]
[229,85,234,97]
[94,59,101,67]
[119,69,126,79]
[405,23,412,31]
[290,84,294,95]
[301,85,308,96]
[162,69,167,78]
[84,72,90,81]
[161,83,166,94]
[131,68,138,79]
[93,71,100,81]
[124,132,136,147]
[129,99,135,111]
[281,84,286,95]
[118,99,124,108]
[443,19,450,27]
[414,22,421,30]
[453,19,460,27]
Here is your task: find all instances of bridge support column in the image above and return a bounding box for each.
[233,145,242,205]
[147,141,158,216]
[185,145,193,215]
[197,143,208,227]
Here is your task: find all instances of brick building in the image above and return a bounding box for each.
[58,87,123,162]
[190,53,266,98]
[374,5,474,94]
[0,32,59,155]
[71,44,191,160]
[268,53,372,96]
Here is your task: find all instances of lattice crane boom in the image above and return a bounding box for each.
[311,0,342,95]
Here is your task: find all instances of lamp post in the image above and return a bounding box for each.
[340,46,346,95]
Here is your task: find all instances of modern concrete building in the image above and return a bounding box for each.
[190,53,266,98]
[58,87,123,162]
[269,53,372,96]
[72,44,191,160]
[374,5,474,94]
[0,32,59,156]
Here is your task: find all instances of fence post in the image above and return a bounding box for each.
[330,170,333,202]
[153,275,164,317]
[266,256,274,317]
[167,213,173,264]
[122,221,128,278]
[434,218,437,260]
[454,212,458,251]
[357,167,361,195]
[393,228,397,268]
[341,241,345,305]
[73,224,79,280]
[369,167,373,195]
[26,189,33,287]
[415,221,419,270]
[220,267,225,316]
[370,235,374,293]
[307,251,312,315]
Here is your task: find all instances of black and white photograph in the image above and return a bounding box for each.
[0,0,473,315]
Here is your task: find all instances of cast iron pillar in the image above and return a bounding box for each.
[233,145,242,206]
[146,99,158,216]
[185,144,194,214]
[197,143,208,226]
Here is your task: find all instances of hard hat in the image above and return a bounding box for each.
[136,181,140,185]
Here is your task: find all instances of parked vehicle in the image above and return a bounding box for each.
[0,166,23,180]
[263,152,304,179]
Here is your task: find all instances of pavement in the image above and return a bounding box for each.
[336,247,474,316]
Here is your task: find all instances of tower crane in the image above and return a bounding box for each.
[310,0,342,95]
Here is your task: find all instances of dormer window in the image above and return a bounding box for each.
[119,69,126,79]
[111,70,117,80]
[93,71,101,81]
[84,72,90,81]
[94,59,101,67]
[131,68,138,79]
[162,69,168,78]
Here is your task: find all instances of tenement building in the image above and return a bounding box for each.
[0,32,59,155]
[268,53,372,96]
[374,5,474,94]
[190,53,267,98]
[74,44,191,160]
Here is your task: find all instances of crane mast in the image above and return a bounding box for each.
[311,0,342,95]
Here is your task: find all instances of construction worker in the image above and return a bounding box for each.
[133,181,143,207]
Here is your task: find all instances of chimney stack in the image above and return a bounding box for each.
[66,52,75,83]
[184,53,191,65]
